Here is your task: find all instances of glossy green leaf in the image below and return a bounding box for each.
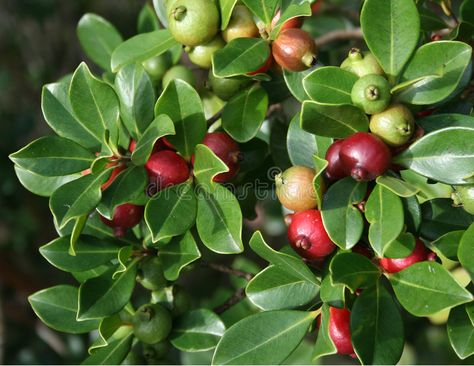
[137,3,161,33]
[159,231,201,281]
[417,113,474,134]
[320,275,345,309]
[114,63,155,140]
[246,265,319,310]
[29,285,99,334]
[384,232,416,259]
[403,195,422,234]
[70,214,88,256]
[313,304,337,361]
[240,0,279,24]
[219,0,238,29]
[88,314,123,353]
[222,84,268,143]
[287,115,317,168]
[400,170,453,203]
[131,115,175,165]
[432,230,464,261]
[196,184,243,254]
[365,184,405,257]
[390,261,473,316]
[303,67,358,105]
[145,182,197,243]
[82,326,133,365]
[77,13,123,72]
[447,304,474,359]
[111,29,177,72]
[419,6,448,31]
[269,1,311,38]
[78,261,138,320]
[321,177,367,249]
[394,127,474,185]
[458,223,474,281]
[193,144,229,193]
[361,0,420,78]
[301,102,369,138]
[283,68,312,102]
[330,252,381,292]
[113,246,133,279]
[154,79,206,158]
[396,42,472,104]
[376,175,419,198]
[212,310,314,365]
[351,282,404,364]
[171,309,226,352]
[213,38,271,77]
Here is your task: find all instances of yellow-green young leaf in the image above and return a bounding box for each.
[29,285,99,334]
[313,304,337,361]
[448,304,474,359]
[390,262,473,316]
[82,326,134,365]
[77,13,123,72]
[330,252,381,292]
[361,0,420,78]
[159,232,201,281]
[240,0,279,25]
[303,66,358,105]
[219,0,238,29]
[301,101,369,138]
[458,223,474,281]
[376,175,419,198]
[111,29,177,72]
[212,310,314,365]
[193,144,229,193]
[171,309,225,352]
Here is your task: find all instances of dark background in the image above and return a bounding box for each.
[0,0,472,364]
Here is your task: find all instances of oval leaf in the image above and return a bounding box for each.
[330,252,381,292]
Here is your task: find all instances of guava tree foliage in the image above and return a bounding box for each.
[8,0,474,364]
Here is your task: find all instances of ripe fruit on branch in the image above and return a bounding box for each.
[328,307,355,356]
[351,74,391,114]
[325,139,346,181]
[137,257,168,291]
[275,166,318,211]
[222,5,259,43]
[185,36,225,69]
[198,132,241,182]
[339,132,392,181]
[341,48,384,77]
[132,303,172,344]
[100,203,144,237]
[162,65,196,89]
[167,0,220,46]
[145,151,190,191]
[287,209,336,260]
[379,239,430,273]
[452,185,474,215]
[272,29,317,72]
[208,71,251,101]
[370,104,415,147]
[271,10,304,32]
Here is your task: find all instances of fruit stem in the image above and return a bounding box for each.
[302,52,317,68]
[172,6,187,21]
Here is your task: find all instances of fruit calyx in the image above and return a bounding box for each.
[172,6,187,21]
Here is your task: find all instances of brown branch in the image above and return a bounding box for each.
[315,28,363,48]
[201,262,254,281]
[207,109,223,126]
[214,288,246,314]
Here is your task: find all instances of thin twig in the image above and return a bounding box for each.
[207,109,223,126]
[315,28,363,48]
[201,262,254,281]
[214,288,246,314]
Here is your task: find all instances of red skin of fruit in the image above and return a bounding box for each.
[325,139,346,180]
[145,151,190,191]
[82,162,125,190]
[329,307,355,356]
[287,209,336,260]
[379,239,429,273]
[248,55,273,76]
[129,138,175,154]
[272,29,317,72]
[339,132,392,181]
[271,1,323,31]
[198,132,241,183]
[100,203,144,237]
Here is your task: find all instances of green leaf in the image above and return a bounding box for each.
[321,177,367,249]
[320,275,345,309]
[193,144,229,193]
[78,261,138,320]
[283,68,312,102]
[403,195,422,234]
[154,79,207,158]
[70,214,88,256]
[301,102,369,138]
[10,136,94,177]
[29,285,99,334]
[145,182,197,243]
[419,6,448,31]
[77,13,123,72]
[69,63,120,149]
[458,223,474,281]
[376,175,419,198]
[303,67,358,105]
[159,231,201,281]
[269,1,311,38]
[222,85,268,143]
[361,0,420,78]
[287,115,317,168]
[50,169,112,229]
[313,304,337,361]
[111,29,177,72]
[249,232,319,287]
[417,113,474,134]
[400,170,452,203]
[447,304,474,359]
[351,282,404,364]
[212,310,314,365]
[196,184,243,254]
[114,63,155,140]
[88,314,123,353]
[396,41,473,104]
[113,246,133,279]
[384,232,416,259]
[365,184,405,257]
[390,261,473,316]
[432,230,464,261]
[240,0,279,24]
[219,0,238,29]
[213,38,271,77]
[14,165,79,197]
[246,265,319,310]
[330,252,381,292]
[131,115,175,166]
[171,309,226,352]
[82,326,134,365]
[42,80,102,149]
[394,127,474,185]
[40,235,121,272]
[137,3,161,33]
